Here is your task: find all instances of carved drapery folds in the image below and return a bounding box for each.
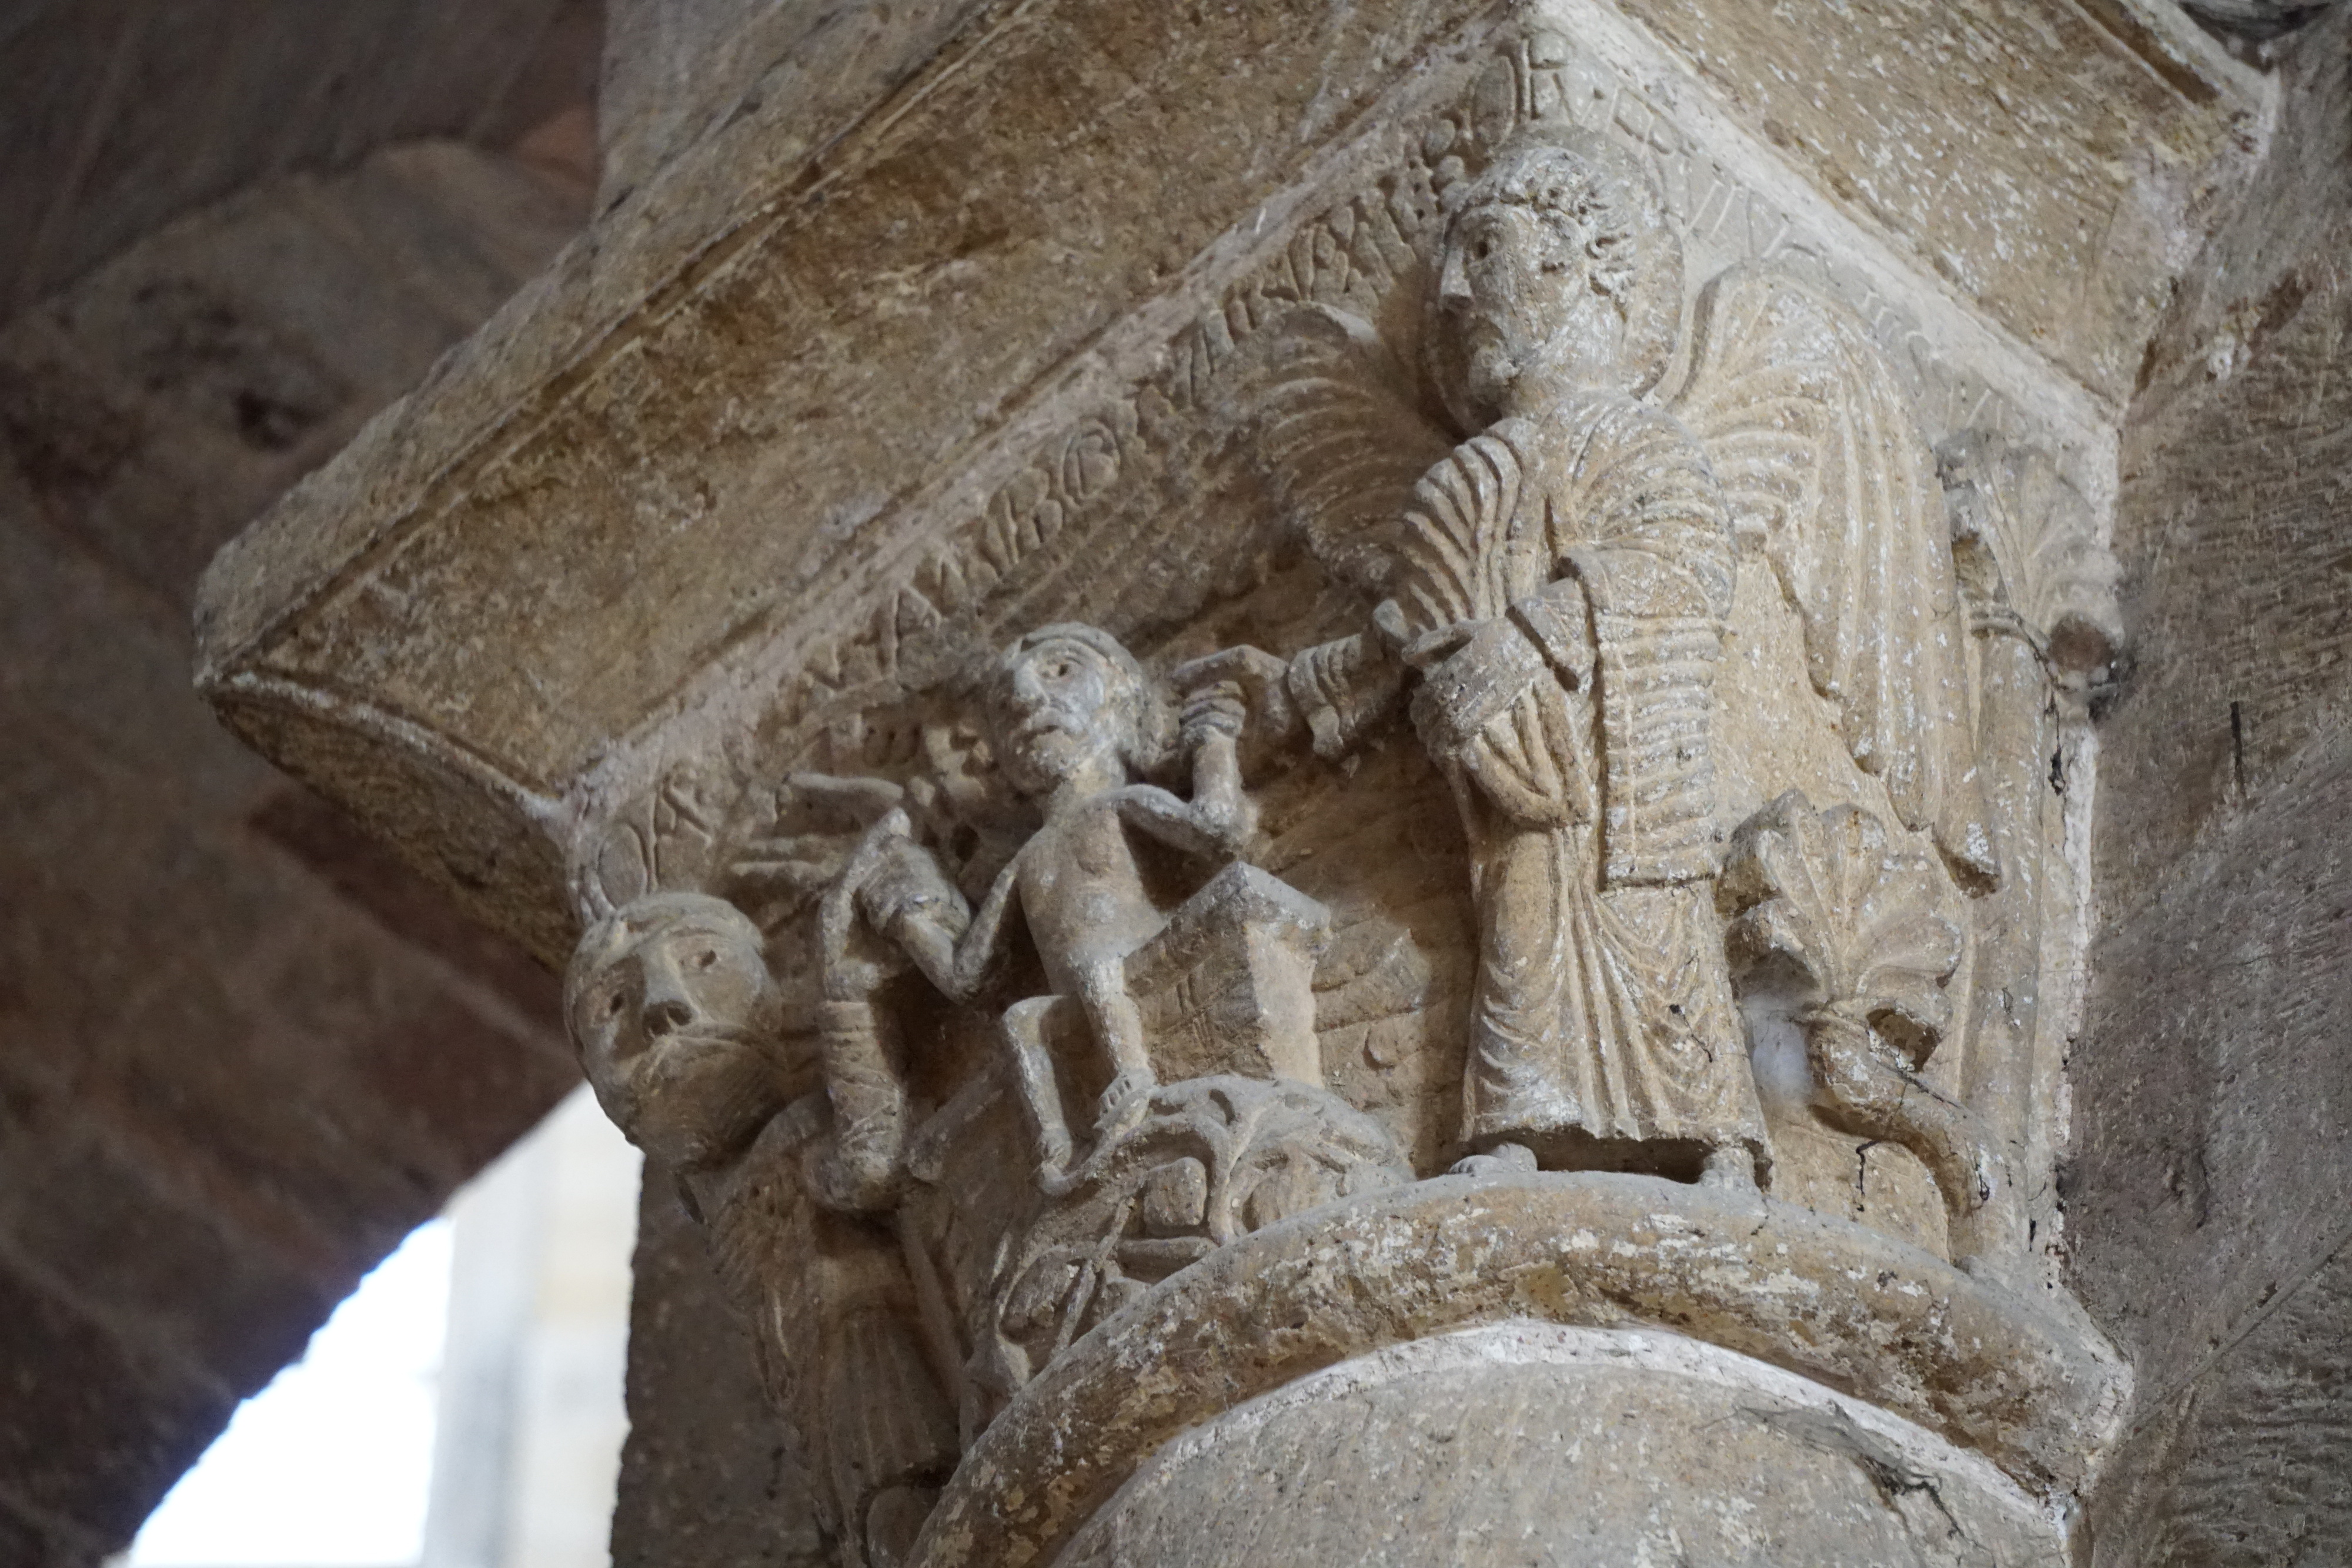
[560,28,2129,1568]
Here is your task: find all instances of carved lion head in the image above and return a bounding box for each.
[566,891,794,1172]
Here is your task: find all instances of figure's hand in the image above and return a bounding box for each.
[1106,782,1189,813]
[1456,615,1534,682]
[817,810,919,1001]
[784,771,907,827]
[853,833,967,940]
[1170,646,1301,758]
[1374,599,1479,673]
[730,774,913,907]
[1407,615,1551,760]
[1094,1068,1157,1138]
[730,831,855,898]
[1179,680,1247,750]
[1034,1124,1075,1183]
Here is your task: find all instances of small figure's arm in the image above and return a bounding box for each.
[858,834,1023,1007]
[800,818,1021,1209]
[1111,680,1258,859]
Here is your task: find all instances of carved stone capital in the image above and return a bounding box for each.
[188,5,2255,1559]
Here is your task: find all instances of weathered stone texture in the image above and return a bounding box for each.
[597,0,984,205]
[1597,0,2257,403]
[2,142,589,609]
[0,491,580,1556]
[2073,7,2352,1559]
[153,1,2338,1563]
[2090,1238,2352,1565]
[192,0,2259,982]
[612,1178,826,1568]
[915,1175,2123,1566]
[2184,0,2346,40]
[2094,69,2352,889]
[0,0,599,315]
[200,0,1499,847]
[2072,719,2352,1393]
[1060,1324,2058,1567]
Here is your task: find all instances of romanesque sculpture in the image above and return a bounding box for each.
[1720,791,1989,1229]
[567,621,1411,1548]
[1203,124,1990,1193]
[841,623,1254,1165]
[781,622,1352,1178]
[550,33,2134,1566]
[566,893,957,1568]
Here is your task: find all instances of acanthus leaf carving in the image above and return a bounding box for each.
[1939,427,2125,688]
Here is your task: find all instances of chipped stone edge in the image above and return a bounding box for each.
[910,1172,2132,1567]
[1075,1320,2064,1553]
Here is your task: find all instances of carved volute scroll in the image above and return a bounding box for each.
[556,26,2132,1567]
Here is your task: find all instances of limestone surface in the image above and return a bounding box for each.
[1058,1323,2061,1568]
[176,2,2337,1564]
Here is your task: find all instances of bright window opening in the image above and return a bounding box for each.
[128,1219,453,1567]
[119,1086,640,1568]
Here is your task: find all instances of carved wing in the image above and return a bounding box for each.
[1388,428,1532,634]
[1220,303,1458,598]
[1673,268,1994,879]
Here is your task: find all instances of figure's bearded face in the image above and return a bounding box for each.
[991,637,1134,796]
[568,898,786,1171]
[1438,199,1627,422]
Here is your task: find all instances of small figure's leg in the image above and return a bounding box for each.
[1078,962,1157,1136]
[1001,997,1075,1179]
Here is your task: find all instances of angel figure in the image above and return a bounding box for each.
[1207,126,1993,1188]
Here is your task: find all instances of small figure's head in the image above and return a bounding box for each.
[1430,129,1681,425]
[984,624,1169,797]
[566,892,790,1172]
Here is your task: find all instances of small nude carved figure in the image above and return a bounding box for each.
[858,624,1252,1162]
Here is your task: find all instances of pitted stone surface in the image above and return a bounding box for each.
[911,1174,2124,1568]
[2072,10,2352,1562]
[193,0,2252,972]
[169,4,2345,1566]
[1058,1323,2060,1568]
[1593,0,2257,403]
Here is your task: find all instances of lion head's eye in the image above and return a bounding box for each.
[604,992,626,1018]
[692,948,719,971]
